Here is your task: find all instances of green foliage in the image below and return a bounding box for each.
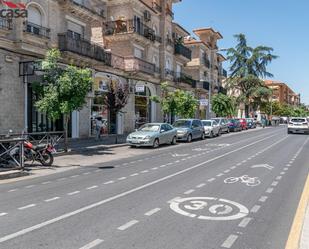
[211,93,236,117]
[151,82,199,120]
[226,34,278,117]
[261,101,309,117]
[35,49,93,120]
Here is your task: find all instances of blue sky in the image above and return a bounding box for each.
[174,0,309,104]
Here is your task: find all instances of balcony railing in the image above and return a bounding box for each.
[165,68,175,77]
[58,33,111,65]
[175,72,196,86]
[174,43,192,60]
[0,18,12,30]
[152,2,162,12]
[71,0,105,18]
[125,57,155,75]
[104,20,161,43]
[24,22,50,38]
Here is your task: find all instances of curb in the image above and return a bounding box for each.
[0,170,30,180]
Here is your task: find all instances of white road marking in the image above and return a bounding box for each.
[184,189,195,195]
[18,204,36,210]
[250,205,261,213]
[280,172,286,175]
[79,239,104,249]
[141,170,149,173]
[95,169,101,173]
[130,173,139,176]
[25,185,35,189]
[217,173,224,177]
[242,160,247,163]
[0,134,285,244]
[57,177,67,181]
[266,188,274,193]
[224,170,230,173]
[230,166,236,169]
[221,234,238,248]
[167,163,173,166]
[0,213,8,217]
[259,196,268,202]
[70,175,79,178]
[118,177,127,180]
[83,172,91,175]
[237,163,242,166]
[151,167,158,170]
[168,197,181,204]
[160,165,166,168]
[86,186,98,190]
[8,189,18,192]
[104,181,114,185]
[41,181,51,185]
[238,217,252,227]
[283,167,289,171]
[271,181,278,186]
[276,176,282,180]
[196,183,206,188]
[122,163,128,166]
[117,220,139,231]
[144,208,161,216]
[44,197,60,202]
[208,178,215,182]
[67,191,80,196]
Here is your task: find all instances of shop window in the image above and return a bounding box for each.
[135,86,152,128]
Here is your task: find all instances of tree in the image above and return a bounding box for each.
[226,34,278,117]
[34,49,93,150]
[211,93,236,118]
[103,79,129,134]
[151,82,199,122]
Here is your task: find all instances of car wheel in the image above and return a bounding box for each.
[187,134,192,143]
[210,131,214,138]
[227,128,230,133]
[171,136,177,145]
[201,132,205,140]
[218,130,222,136]
[130,145,136,148]
[153,139,159,148]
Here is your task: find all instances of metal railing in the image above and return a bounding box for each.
[0,17,12,30]
[104,20,161,43]
[165,68,175,77]
[24,21,50,38]
[58,33,112,65]
[174,43,192,60]
[0,138,25,169]
[71,0,105,17]
[175,72,196,86]
[129,57,155,75]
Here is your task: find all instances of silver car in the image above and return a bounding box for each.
[126,123,177,148]
[202,120,221,137]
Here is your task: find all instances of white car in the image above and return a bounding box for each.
[287,117,309,134]
[202,120,221,137]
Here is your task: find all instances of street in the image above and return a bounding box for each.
[0,127,308,249]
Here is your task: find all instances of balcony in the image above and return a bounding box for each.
[175,72,196,86]
[152,2,162,12]
[58,33,111,65]
[57,0,105,22]
[197,81,210,91]
[0,17,12,30]
[174,43,192,60]
[165,68,175,78]
[24,22,50,39]
[112,55,155,75]
[104,20,161,43]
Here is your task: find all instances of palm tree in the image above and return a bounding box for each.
[226,34,278,117]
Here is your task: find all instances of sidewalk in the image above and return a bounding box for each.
[300,203,309,249]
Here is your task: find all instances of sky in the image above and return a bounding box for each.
[174,0,309,104]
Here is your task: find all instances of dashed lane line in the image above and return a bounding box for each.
[196,183,206,188]
[271,181,279,186]
[117,220,139,231]
[18,204,36,210]
[104,181,114,185]
[259,196,268,202]
[86,186,98,190]
[238,217,252,228]
[44,197,60,202]
[221,234,238,248]
[67,191,80,196]
[41,181,51,185]
[184,189,195,195]
[250,205,261,213]
[8,189,18,192]
[0,213,7,217]
[266,188,274,193]
[276,176,282,180]
[130,173,139,177]
[25,185,35,189]
[208,178,216,182]
[118,177,127,180]
[144,208,161,216]
[79,239,104,249]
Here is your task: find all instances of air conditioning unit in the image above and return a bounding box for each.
[144,10,151,22]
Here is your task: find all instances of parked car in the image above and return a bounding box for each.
[238,118,248,130]
[228,119,242,132]
[126,123,177,148]
[287,117,309,134]
[212,118,230,133]
[173,119,205,142]
[202,120,221,137]
[246,118,256,129]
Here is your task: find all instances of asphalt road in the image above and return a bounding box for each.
[0,126,308,249]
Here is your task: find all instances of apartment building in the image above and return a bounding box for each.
[264,80,301,106]
[0,0,226,137]
[184,28,227,119]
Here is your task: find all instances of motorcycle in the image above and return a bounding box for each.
[23,140,55,166]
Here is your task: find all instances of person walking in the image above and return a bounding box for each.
[94,116,103,140]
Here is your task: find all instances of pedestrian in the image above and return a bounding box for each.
[94,116,103,140]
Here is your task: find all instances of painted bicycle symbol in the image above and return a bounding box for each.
[224,175,261,187]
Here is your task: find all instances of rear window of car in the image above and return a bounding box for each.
[202,121,212,126]
[174,120,191,128]
[291,118,306,123]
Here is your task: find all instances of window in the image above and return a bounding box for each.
[67,21,84,39]
[28,6,42,26]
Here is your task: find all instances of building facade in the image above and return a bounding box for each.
[0,0,226,137]
[264,80,301,106]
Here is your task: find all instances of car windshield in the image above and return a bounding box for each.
[138,124,160,132]
[202,121,212,126]
[173,120,191,128]
[212,119,220,123]
[291,118,306,123]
